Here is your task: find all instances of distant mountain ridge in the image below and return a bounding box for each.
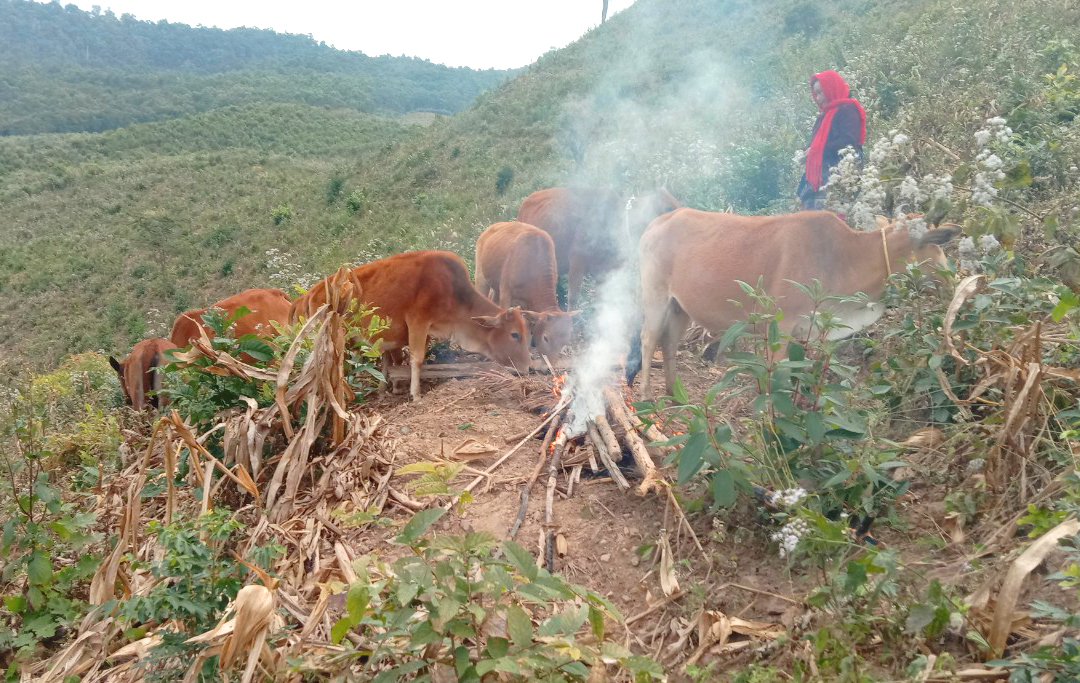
[0,0,514,135]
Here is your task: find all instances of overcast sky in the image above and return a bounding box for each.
[65,0,637,69]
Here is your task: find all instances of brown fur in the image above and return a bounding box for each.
[475,221,575,360]
[109,338,177,411]
[170,288,292,354]
[351,250,532,399]
[635,209,960,396]
[516,187,680,307]
[288,270,365,324]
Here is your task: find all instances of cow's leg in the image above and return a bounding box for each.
[475,268,495,301]
[661,304,691,397]
[379,351,393,394]
[638,298,668,398]
[405,319,431,401]
[566,255,586,311]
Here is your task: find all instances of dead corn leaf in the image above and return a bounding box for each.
[658,532,679,596]
[942,274,987,365]
[902,427,946,450]
[452,438,499,460]
[987,518,1080,655]
[186,584,281,683]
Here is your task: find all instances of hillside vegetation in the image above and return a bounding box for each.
[0,0,512,135]
[3,0,1078,369]
[2,0,1080,681]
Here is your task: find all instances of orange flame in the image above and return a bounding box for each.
[550,426,563,454]
[551,374,567,398]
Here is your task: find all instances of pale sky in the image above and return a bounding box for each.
[66,0,637,69]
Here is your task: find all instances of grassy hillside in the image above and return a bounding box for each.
[0,0,512,135]
[2,0,1079,368]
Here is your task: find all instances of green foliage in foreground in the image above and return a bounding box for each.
[322,508,661,682]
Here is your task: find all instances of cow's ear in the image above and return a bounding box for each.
[109,356,123,375]
[472,315,500,328]
[920,226,961,246]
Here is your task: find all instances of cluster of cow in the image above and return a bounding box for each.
[109,185,961,412]
[108,186,679,409]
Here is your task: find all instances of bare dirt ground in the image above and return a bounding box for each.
[353,350,814,670]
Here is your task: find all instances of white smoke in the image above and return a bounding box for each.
[565,200,638,435]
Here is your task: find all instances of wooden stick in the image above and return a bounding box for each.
[593,414,622,463]
[508,413,562,540]
[606,390,662,495]
[567,464,582,497]
[544,432,568,571]
[588,421,629,491]
[462,397,569,495]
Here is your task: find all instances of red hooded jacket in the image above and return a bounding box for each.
[801,70,866,194]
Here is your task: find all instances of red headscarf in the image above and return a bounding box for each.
[805,70,866,191]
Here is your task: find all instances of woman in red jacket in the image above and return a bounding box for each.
[796,70,866,210]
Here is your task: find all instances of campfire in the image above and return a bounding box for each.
[506,368,670,571]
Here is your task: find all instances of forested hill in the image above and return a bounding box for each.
[1,0,1079,368]
[0,0,513,135]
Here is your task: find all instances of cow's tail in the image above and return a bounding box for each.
[624,322,643,387]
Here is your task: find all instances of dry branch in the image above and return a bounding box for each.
[605,389,662,495]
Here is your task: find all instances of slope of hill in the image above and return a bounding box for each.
[0,0,513,135]
[1,0,1078,368]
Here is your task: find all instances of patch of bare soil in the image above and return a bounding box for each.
[363,351,812,669]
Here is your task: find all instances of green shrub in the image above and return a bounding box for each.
[345,188,366,215]
[270,203,292,226]
[327,508,663,682]
[495,166,514,195]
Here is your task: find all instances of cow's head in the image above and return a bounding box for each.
[522,309,580,359]
[471,306,532,375]
[881,217,961,284]
[109,352,151,411]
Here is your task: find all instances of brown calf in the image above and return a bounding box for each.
[475,221,576,361]
[516,186,680,307]
[109,337,177,411]
[352,251,531,400]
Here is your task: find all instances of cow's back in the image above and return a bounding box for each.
[171,287,291,346]
[640,209,857,331]
[476,222,559,311]
[353,251,492,348]
[517,187,620,274]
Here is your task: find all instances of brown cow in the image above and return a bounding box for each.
[109,337,177,411]
[170,288,292,351]
[628,209,960,396]
[348,251,532,400]
[516,186,681,307]
[474,221,577,362]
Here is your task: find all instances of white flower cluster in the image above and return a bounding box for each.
[971,117,1014,208]
[265,248,320,290]
[769,487,808,507]
[957,233,1002,273]
[922,173,954,201]
[894,175,929,239]
[771,517,810,558]
[143,307,171,338]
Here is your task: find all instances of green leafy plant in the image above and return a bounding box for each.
[327,508,662,682]
[0,387,102,670]
[638,280,905,526]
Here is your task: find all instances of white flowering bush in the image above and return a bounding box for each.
[264,248,320,293]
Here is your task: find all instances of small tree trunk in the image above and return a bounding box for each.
[602,0,609,23]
